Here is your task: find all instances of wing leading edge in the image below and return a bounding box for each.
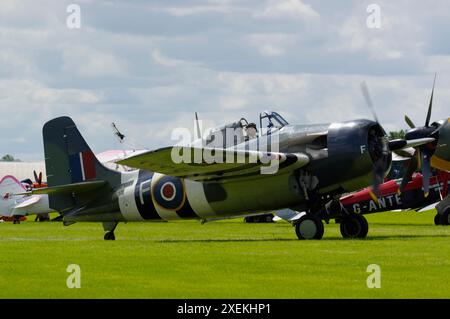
[117,146,310,181]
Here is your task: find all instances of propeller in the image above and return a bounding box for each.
[404,115,415,129]
[360,82,391,198]
[33,170,43,187]
[399,74,440,196]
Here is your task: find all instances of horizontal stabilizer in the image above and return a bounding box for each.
[17,180,106,196]
[14,195,41,208]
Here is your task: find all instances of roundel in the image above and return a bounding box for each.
[152,176,185,210]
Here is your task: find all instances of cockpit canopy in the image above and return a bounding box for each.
[203,111,289,148]
[259,111,289,132]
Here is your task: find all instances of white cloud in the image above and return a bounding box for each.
[246,33,296,57]
[256,0,320,20]
[164,5,231,17]
[330,2,423,61]
[62,47,126,77]
[219,96,248,110]
[151,48,200,68]
[425,55,450,74]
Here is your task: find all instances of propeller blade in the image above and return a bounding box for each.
[398,151,418,194]
[392,148,414,160]
[388,137,435,151]
[38,172,42,185]
[361,81,379,124]
[33,170,39,184]
[420,150,432,197]
[404,115,415,129]
[425,73,436,127]
[372,158,386,198]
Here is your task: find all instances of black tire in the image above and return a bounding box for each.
[434,214,442,226]
[104,232,116,241]
[295,216,324,240]
[340,214,369,239]
[440,207,450,226]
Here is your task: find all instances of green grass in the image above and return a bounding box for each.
[1,210,450,299]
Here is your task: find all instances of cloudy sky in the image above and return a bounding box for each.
[1,0,449,161]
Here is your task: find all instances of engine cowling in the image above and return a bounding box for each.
[310,119,391,194]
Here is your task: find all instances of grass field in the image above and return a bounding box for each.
[1,210,450,299]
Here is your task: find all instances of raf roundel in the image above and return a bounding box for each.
[160,182,176,201]
[152,176,186,211]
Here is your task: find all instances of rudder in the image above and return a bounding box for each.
[43,116,121,188]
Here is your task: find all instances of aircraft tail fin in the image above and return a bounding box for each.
[43,116,121,188]
[0,176,27,217]
[0,175,26,198]
[42,117,122,212]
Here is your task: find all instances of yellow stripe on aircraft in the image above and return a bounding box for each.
[368,188,379,205]
[431,155,450,172]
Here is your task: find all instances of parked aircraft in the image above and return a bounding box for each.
[0,175,52,223]
[276,170,449,236]
[23,106,434,240]
[276,78,449,236]
[341,171,449,225]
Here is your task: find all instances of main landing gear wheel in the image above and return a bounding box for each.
[440,208,450,226]
[295,216,324,240]
[434,214,442,225]
[104,232,116,241]
[340,214,369,239]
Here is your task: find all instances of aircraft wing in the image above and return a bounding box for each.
[117,146,310,181]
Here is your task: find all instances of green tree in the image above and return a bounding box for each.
[388,130,406,140]
[1,154,20,162]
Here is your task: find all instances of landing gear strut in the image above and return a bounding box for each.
[103,221,118,241]
[295,215,324,240]
[339,214,369,239]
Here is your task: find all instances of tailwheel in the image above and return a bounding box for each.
[104,231,116,241]
[340,214,369,239]
[434,214,442,225]
[295,215,324,240]
[102,221,118,240]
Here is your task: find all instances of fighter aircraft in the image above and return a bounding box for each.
[396,75,450,196]
[22,99,438,241]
